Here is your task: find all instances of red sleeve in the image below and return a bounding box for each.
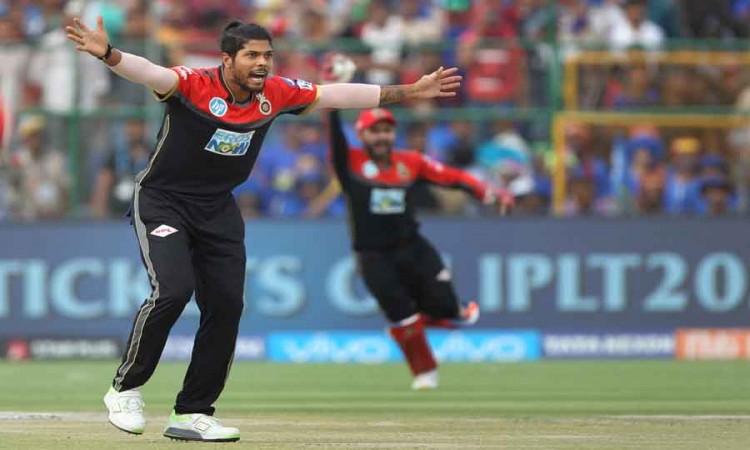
[417,153,491,202]
[265,76,320,116]
[154,66,207,102]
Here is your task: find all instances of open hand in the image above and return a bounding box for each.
[496,188,515,216]
[65,16,110,59]
[411,67,463,100]
[483,187,514,215]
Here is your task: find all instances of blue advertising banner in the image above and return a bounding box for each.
[267,330,541,363]
[1,218,750,340]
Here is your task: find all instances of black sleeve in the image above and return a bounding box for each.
[327,110,351,189]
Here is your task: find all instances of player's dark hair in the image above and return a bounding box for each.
[220,22,273,58]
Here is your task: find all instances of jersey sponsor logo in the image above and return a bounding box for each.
[280,77,296,87]
[370,188,406,214]
[296,79,314,90]
[362,161,379,178]
[209,97,228,117]
[204,128,256,156]
[256,92,272,115]
[151,224,178,237]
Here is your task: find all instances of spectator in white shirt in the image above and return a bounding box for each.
[607,0,665,50]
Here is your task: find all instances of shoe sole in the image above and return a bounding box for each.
[164,427,239,442]
[108,419,144,435]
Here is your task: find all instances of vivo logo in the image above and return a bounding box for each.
[270,333,395,363]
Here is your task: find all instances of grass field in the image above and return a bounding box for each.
[0,360,749,449]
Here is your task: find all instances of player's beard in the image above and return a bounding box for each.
[233,70,265,93]
[365,141,392,163]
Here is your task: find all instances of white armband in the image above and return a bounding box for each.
[109,52,178,96]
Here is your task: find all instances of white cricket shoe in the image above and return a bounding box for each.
[411,369,439,390]
[163,411,240,442]
[103,386,146,435]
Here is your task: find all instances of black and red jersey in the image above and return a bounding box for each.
[328,110,492,251]
[137,66,319,197]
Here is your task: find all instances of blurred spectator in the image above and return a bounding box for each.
[663,137,701,214]
[7,115,70,220]
[515,175,551,216]
[634,166,666,215]
[112,2,157,106]
[156,0,189,65]
[260,121,337,217]
[26,2,110,114]
[564,173,615,216]
[405,121,442,213]
[360,0,403,86]
[557,0,596,47]
[234,177,264,219]
[0,7,32,144]
[519,0,555,41]
[475,120,534,196]
[267,170,344,218]
[443,120,477,168]
[698,154,729,179]
[678,0,748,39]
[457,0,524,106]
[700,177,736,216]
[647,0,682,38]
[611,65,660,109]
[185,0,247,28]
[400,0,445,45]
[273,5,331,85]
[608,0,665,50]
[89,119,150,219]
[623,134,665,197]
[589,0,628,42]
[566,123,611,199]
[659,69,691,108]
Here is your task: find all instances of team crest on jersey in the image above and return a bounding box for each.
[205,128,256,156]
[209,97,228,117]
[396,162,410,180]
[256,93,272,115]
[362,161,379,178]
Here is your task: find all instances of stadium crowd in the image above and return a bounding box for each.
[1,0,749,221]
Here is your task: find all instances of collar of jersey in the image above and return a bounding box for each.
[217,65,254,107]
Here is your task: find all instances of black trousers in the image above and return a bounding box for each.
[357,235,461,323]
[112,186,245,416]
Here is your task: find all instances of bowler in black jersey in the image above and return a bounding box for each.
[67,16,463,442]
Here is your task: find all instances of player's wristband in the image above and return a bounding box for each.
[97,43,113,62]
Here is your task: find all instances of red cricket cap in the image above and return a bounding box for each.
[356,108,396,131]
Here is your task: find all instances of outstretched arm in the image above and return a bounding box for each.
[419,156,514,214]
[314,66,462,110]
[66,16,178,95]
[326,110,352,189]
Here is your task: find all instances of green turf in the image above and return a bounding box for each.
[0,360,749,449]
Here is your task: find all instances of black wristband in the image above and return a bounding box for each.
[98,43,113,62]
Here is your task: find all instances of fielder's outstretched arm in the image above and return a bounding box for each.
[66,16,178,96]
[417,155,515,213]
[314,67,462,110]
[326,110,352,190]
